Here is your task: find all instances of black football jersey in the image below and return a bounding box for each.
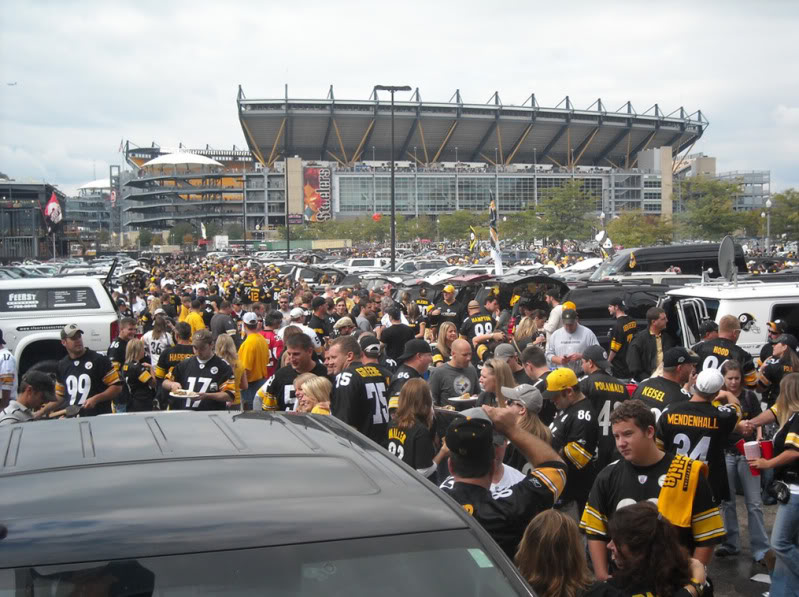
[154,344,195,381]
[331,361,390,445]
[258,362,329,411]
[201,302,215,326]
[693,337,756,387]
[579,452,724,551]
[773,412,799,481]
[386,364,422,407]
[631,376,691,422]
[758,357,793,407]
[167,355,235,411]
[307,314,331,346]
[609,315,637,379]
[55,349,120,416]
[579,371,628,471]
[656,400,741,503]
[387,421,435,472]
[441,464,567,559]
[549,398,598,504]
[459,311,496,363]
[124,361,155,404]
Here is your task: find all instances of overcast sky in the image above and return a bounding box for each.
[1,0,797,196]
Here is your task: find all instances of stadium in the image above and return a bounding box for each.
[119,86,708,234]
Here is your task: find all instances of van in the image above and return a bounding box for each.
[0,276,119,375]
[0,411,534,595]
[590,243,747,280]
[660,280,799,356]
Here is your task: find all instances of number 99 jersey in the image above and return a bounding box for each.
[55,349,120,417]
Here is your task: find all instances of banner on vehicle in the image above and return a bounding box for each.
[303,167,332,222]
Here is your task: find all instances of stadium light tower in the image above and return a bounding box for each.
[374,84,412,271]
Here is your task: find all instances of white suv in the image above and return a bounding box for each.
[0,276,119,375]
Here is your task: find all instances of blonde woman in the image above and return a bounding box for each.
[500,384,551,474]
[431,322,457,367]
[476,358,515,407]
[124,338,156,412]
[299,376,332,415]
[292,372,317,412]
[139,297,162,333]
[215,334,248,410]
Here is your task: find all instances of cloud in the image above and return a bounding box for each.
[2,0,799,193]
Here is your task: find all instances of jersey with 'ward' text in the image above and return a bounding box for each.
[167,355,235,411]
[55,349,120,417]
[258,362,330,412]
[331,361,390,446]
[656,400,741,503]
[579,452,724,552]
[693,337,756,387]
[579,371,628,470]
[631,376,690,423]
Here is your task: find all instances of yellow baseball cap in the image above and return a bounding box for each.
[544,368,579,397]
[562,301,576,311]
[443,284,455,293]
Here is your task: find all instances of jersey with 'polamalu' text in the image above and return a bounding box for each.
[549,398,598,505]
[579,452,724,552]
[693,337,756,387]
[579,371,628,471]
[331,361,390,445]
[167,355,235,411]
[459,311,496,363]
[441,463,567,559]
[609,315,637,379]
[631,376,690,423]
[657,400,741,503]
[55,349,120,416]
[258,362,330,411]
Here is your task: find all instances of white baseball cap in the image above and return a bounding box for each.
[694,368,724,394]
[242,312,259,326]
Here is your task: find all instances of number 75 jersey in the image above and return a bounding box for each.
[656,400,741,504]
[56,349,120,416]
[331,362,390,446]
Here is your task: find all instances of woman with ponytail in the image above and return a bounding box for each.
[606,501,707,597]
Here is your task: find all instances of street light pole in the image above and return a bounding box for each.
[766,197,773,252]
[374,84,411,272]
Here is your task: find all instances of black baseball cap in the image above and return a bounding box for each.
[775,333,799,351]
[663,347,700,367]
[359,335,381,356]
[446,416,493,459]
[608,297,626,308]
[397,338,432,363]
[311,296,327,310]
[698,320,719,337]
[21,370,57,402]
[583,345,611,371]
[561,308,577,322]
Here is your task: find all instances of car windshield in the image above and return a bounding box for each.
[0,530,521,596]
[589,254,628,280]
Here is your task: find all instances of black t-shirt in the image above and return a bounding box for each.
[631,376,691,423]
[609,315,637,379]
[531,373,557,425]
[726,389,762,449]
[550,398,598,504]
[167,355,235,411]
[440,463,567,559]
[201,302,216,327]
[307,314,332,346]
[381,324,416,361]
[580,451,724,552]
[55,349,120,416]
[331,361,391,445]
[579,371,628,471]
[512,368,534,386]
[386,364,422,405]
[434,300,465,328]
[773,411,799,481]
[759,357,793,407]
[259,362,329,411]
[657,400,741,503]
[387,420,435,472]
[693,337,756,386]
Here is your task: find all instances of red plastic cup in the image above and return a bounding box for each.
[760,440,774,459]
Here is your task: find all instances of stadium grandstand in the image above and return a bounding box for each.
[119,86,710,236]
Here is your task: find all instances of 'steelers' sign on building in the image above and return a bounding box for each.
[303,167,332,222]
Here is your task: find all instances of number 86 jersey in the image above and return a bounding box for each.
[56,349,120,416]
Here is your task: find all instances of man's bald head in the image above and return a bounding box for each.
[451,339,473,368]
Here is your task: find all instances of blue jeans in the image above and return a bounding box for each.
[240,379,262,410]
[770,487,799,597]
[719,452,770,560]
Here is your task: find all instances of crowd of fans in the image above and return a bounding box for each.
[1,252,798,597]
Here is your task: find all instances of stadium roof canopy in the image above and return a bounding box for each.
[141,152,223,168]
[237,86,708,169]
[78,178,110,190]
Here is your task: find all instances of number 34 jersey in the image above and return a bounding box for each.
[167,355,235,411]
[656,400,741,503]
[56,349,120,416]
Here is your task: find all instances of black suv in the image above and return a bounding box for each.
[0,412,533,595]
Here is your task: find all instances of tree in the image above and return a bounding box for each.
[224,223,244,240]
[768,189,799,242]
[97,229,111,245]
[204,221,223,240]
[169,222,193,245]
[138,229,153,247]
[533,180,595,244]
[607,212,674,248]
[438,211,489,241]
[677,178,743,241]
